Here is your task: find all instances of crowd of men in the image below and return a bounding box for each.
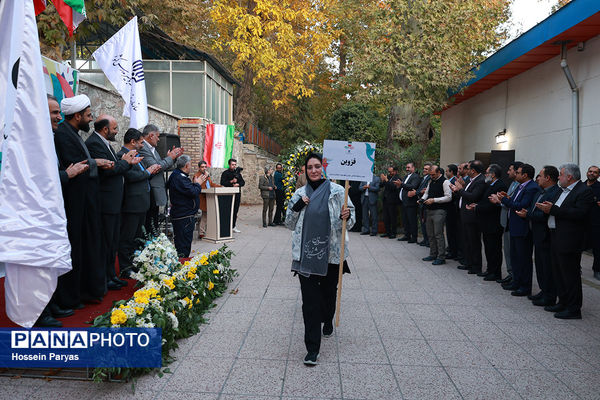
[357,160,600,320]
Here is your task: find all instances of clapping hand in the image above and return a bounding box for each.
[66,160,89,178]
[194,173,208,185]
[147,164,161,174]
[167,146,184,160]
[393,180,401,187]
[407,189,417,198]
[465,203,477,210]
[96,158,114,169]
[424,198,434,205]
[380,174,388,182]
[515,209,527,218]
[497,191,508,200]
[489,193,500,204]
[535,201,553,214]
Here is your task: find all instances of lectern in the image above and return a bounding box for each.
[203,187,240,243]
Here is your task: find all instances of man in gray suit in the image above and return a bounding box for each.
[498,161,522,284]
[139,124,184,233]
[359,174,381,236]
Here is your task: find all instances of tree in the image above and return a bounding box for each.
[209,0,338,132]
[343,0,511,150]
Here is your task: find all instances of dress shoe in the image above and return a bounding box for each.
[397,236,410,241]
[483,274,500,281]
[76,303,85,310]
[498,275,512,284]
[380,233,389,238]
[407,240,417,244]
[502,284,519,291]
[446,254,456,260]
[388,235,396,239]
[419,241,429,247]
[422,256,436,261]
[49,303,74,318]
[268,223,276,227]
[532,298,555,307]
[35,315,62,327]
[527,292,544,301]
[457,265,469,270]
[107,280,121,290]
[544,304,565,313]
[263,223,267,228]
[370,233,377,236]
[468,269,481,275]
[432,259,445,265]
[360,231,370,235]
[477,271,489,277]
[501,281,515,289]
[511,289,531,297]
[554,310,581,320]
[594,271,600,281]
[112,277,128,287]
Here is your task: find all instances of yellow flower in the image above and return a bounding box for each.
[213,269,219,274]
[134,307,144,315]
[163,277,175,290]
[210,250,219,257]
[110,309,127,325]
[184,261,190,266]
[187,270,196,280]
[195,299,200,304]
[200,256,209,266]
[207,281,214,291]
[190,266,197,273]
[134,289,150,304]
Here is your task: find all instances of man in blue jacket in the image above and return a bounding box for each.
[491,163,540,296]
[167,155,205,257]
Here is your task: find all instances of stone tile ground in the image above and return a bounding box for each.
[2,205,600,399]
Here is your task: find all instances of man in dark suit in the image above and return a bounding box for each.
[395,163,421,242]
[469,164,507,281]
[498,161,523,285]
[117,129,161,279]
[491,163,540,296]
[139,124,183,233]
[220,158,246,232]
[445,164,460,259]
[584,165,600,281]
[416,163,432,246]
[359,174,381,236]
[54,95,113,308]
[451,160,487,274]
[536,164,594,319]
[86,115,141,290]
[379,166,402,239]
[517,166,561,306]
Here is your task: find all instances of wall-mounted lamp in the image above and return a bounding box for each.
[495,129,507,144]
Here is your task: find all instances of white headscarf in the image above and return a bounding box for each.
[60,94,91,115]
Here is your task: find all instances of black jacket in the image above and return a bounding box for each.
[398,173,421,206]
[382,174,402,205]
[528,184,561,243]
[85,132,130,214]
[168,169,202,218]
[549,181,594,253]
[458,174,487,223]
[117,146,151,214]
[475,179,507,234]
[220,167,245,197]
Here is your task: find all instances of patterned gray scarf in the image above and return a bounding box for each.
[293,179,331,277]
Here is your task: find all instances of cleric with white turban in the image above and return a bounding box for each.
[60,94,91,116]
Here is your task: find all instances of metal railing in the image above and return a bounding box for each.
[244,123,282,155]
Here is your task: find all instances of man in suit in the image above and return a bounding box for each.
[421,166,452,265]
[451,160,487,274]
[498,161,522,285]
[516,166,561,306]
[584,165,600,281]
[139,124,184,234]
[86,115,142,290]
[416,163,432,246]
[194,160,221,238]
[491,163,540,296]
[359,173,381,236]
[468,164,507,281]
[380,166,402,239]
[536,164,594,319]
[445,164,460,259]
[395,163,421,242]
[54,95,113,308]
[117,129,161,279]
[273,163,285,225]
[220,158,246,232]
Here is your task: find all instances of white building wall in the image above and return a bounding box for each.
[441,34,600,173]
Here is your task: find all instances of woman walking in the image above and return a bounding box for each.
[285,153,355,365]
[259,165,276,227]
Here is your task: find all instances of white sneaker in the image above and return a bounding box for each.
[232,227,241,233]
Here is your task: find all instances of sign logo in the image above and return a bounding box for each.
[214,141,223,150]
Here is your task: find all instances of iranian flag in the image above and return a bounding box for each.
[203,124,235,168]
[51,0,86,36]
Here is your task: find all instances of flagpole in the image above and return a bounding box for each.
[335,179,350,327]
[70,38,76,68]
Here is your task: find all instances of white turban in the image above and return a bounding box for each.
[60,94,91,115]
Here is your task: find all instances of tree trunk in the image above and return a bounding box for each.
[387,102,431,158]
[234,66,254,133]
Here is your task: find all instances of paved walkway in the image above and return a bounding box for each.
[2,205,600,399]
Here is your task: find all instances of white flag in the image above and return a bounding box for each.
[92,16,148,129]
[0,0,71,327]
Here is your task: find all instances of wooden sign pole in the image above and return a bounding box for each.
[335,179,350,327]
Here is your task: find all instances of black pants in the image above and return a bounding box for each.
[534,234,556,301]
[118,212,146,274]
[101,213,120,280]
[383,202,398,236]
[298,264,339,354]
[419,205,429,244]
[172,215,196,258]
[145,191,159,234]
[233,194,241,228]
[463,221,482,271]
[274,189,285,224]
[482,229,503,276]
[446,208,459,256]
[510,233,533,292]
[550,231,583,312]
[589,226,600,273]
[402,205,418,240]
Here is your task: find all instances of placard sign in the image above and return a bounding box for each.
[322,140,376,182]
